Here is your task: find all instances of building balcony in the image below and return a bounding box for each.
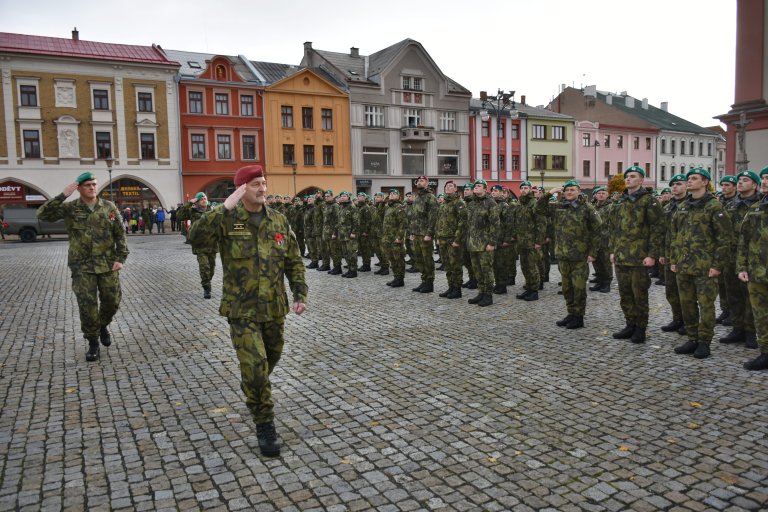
[401,126,434,142]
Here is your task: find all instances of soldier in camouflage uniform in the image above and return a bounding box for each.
[737,166,768,370]
[466,179,500,307]
[514,181,546,301]
[37,172,128,362]
[355,192,374,272]
[314,191,329,271]
[436,181,466,299]
[537,180,601,329]
[504,188,519,286]
[461,183,478,289]
[658,174,688,335]
[491,185,514,294]
[382,189,407,287]
[336,192,359,278]
[290,196,305,258]
[303,195,318,268]
[589,186,613,293]
[609,166,664,344]
[177,192,217,299]
[720,171,760,348]
[717,176,738,325]
[188,165,307,457]
[322,190,342,274]
[670,168,731,359]
[372,192,390,275]
[404,192,417,271]
[410,176,439,293]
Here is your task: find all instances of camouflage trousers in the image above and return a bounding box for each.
[196,252,216,288]
[676,272,718,345]
[405,236,414,259]
[341,239,358,272]
[470,250,495,294]
[412,237,435,283]
[508,247,518,280]
[329,238,342,268]
[593,245,613,283]
[615,265,651,328]
[747,281,768,353]
[228,317,284,424]
[664,264,683,322]
[358,235,373,266]
[439,241,463,289]
[296,232,305,258]
[560,260,588,316]
[383,241,405,279]
[71,270,121,339]
[319,239,330,266]
[724,260,755,333]
[463,246,474,280]
[305,236,318,264]
[718,274,729,313]
[538,245,550,281]
[519,247,540,291]
[493,245,513,287]
[374,236,389,270]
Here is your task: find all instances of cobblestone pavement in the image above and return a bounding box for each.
[0,234,766,512]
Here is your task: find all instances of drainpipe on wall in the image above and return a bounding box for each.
[174,72,184,204]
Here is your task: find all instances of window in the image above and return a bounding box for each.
[281,106,293,128]
[552,126,565,140]
[604,135,611,148]
[681,142,686,156]
[283,144,295,165]
[20,85,37,106]
[645,163,651,176]
[322,145,334,166]
[671,140,676,155]
[498,154,505,170]
[481,121,489,137]
[552,155,565,170]
[661,164,666,181]
[302,107,313,129]
[403,108,421,127]
[646,137,652,150]
[93,89,109,110]
[191,134,206,159]
[240,95,254,116]
[617,162,623,174]
[511,155,520,170]
[708,143,712,156]
[363,147,388,174]
[497,120,505,138]
[304,145,315,165]
[582,132,592,147]
[215,93,229,115]
[188,91,203,113]
[533,125,546,139]
[402,148,425,174]
[438,150,459,175]
[633,137,640,150]
[217,135,231,159]
[402,91,423,105]
[402,76,422,91]
[440,111,456,131]
[533,155,547,169]
[617,135,624,149]
[671,165,676,175]
[661,139,667,153]
[364,105,384,127]
[23,130,40,157]
[138,92,153,112]
[482,154,490,170]
[511,123,519,140]
[604,161,610,177]
[140,133,155,159]
[96,132,112,159]
[242,135,256,160]
[583,160,591,177]
[698,142,703,156]
[321,109,333,130]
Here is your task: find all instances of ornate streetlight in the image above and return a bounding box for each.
[593,140,600,190]
[480,89,517,186]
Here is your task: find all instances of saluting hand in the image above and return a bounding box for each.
[63,182,78,197]
[224,184,247,210]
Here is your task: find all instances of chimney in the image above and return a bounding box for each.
[660,101,668,112]
[350,47,359,58]
[620,90,627,96]
[561,83,566,93]
[584,85,596,98]
[606,94,613,105]
[520,95,526,105]
[72,27,79,41]
[642,98,648,110]
[625,96,635,108]
[303,41,313,66]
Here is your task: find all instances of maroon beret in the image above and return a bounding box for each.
[234,165,265,186]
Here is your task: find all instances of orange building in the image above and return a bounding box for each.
[263,68,352,196]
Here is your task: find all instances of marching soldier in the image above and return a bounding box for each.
[436,181,466,299]
[513,181,545,301]
[382,189,407,288]
[336,192,359,278]
[410,176,439,293]
[466,179,500,307]
[658,174,688,335]
[178,192,217,299]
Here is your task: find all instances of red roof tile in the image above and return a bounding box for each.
[0,32,179,66]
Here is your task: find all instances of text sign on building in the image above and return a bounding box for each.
[0,181,25,202]
[355,179,372,187]
[412,178,439,189]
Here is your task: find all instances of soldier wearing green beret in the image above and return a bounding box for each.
[436,181,466,299]
[410,176,439,292]
[610,166,664,344]
[490,185,513,295]
[178,192,217,299]
[303,195,318,268]
[670,168,731,359]
[382,189,407,287]
[372,192,390,275]
[355,193,374,272]
[513,181,546,301]
[589,186,613,293]
[314,190,330,271]
[466,179,500,306]
[715,176,738,325]
[658,174,688,335]
[461,183,477,289]
[37,172,128,362]
[336,192,359,278]
[322,190,342,274]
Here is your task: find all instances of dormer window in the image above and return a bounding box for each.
[402,76,422,91]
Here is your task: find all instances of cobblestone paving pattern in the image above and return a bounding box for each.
[0,235,766,511]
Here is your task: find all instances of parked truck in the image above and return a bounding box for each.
[2,208,67,242]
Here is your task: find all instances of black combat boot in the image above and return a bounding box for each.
[516,289,531,300]
[406,266,419,273]
[477,294,493,307]
[722,315,733,327]
[439,288,451,298]
[674,340,698,354]
[255,422,282,457]
[661,319,684,332]
[589,277,599,284]
[693,342,711,359]
[715,310,730,325]
[523,291,538,301]
[318,264,330,271]
[468,293,483,304]
[436,264,445,271]
[566,316,584,329]
[745,332,758,349]
[359,264,371,272]
[556,314,575,327]
[655,278,666,286]
[493,284,507,295]
[598,282,612,293]
[306,261,318,269]
[419,282,434,293]
[677,325,687,336]
[719,329,746,344]
[203,286,211,299]
[463,278,477,289]
[744,353,768,371]
[447,288,462,299]
[375,268,390,276]
[343,270,357,278]
[507,277,515,286]
[99,326,112,347]
[85,338,100,362]
[630,327,646,344]
[389,277,404,288]
[412,283,425,292]
[538,282,544,290]
[328,266,342,275]
[612,324,636,339]
[588,282,602,291]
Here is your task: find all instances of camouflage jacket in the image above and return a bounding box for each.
[594,200,613,246]
[724,193,760,250]
[435,194,466,244]
[382,199,407,243]
[670,193,730,275]
[177,203,215,254]
[322,201,340,239]
[495,198,515,245]
[313,201,325,236]
[37,194,128,273]
[609,187,664,266]
[188,205,307,320]
[737,195,768,282]
[466,195,500,252]
[410,188,439,237]
[303,204,315,238]
[371,202,386,237]
[512,194,545,249]
[462,196,475,242]
[288,205,304,235]
[661,196,684,260]
[536,195,601,261]
[356,203,373,236]
[336,202,358,241]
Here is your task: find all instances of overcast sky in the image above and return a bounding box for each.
[3,0,736,128]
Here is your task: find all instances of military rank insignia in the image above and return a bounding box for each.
[274,232,284,246]
[109,212,116,222]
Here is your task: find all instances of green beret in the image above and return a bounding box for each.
[736,170,760,184]
[520,181,532,187]
[405,192,413,197]
[437,193,445,198]
[388,188,399,195]
[761,166,768,177]
[324,189,333,196]
[611,192,620,198]
[719,175,738,185]
[669,173,687,185]
[624,165,645,178]
[592,186,607,194]
[563,179,580,189]
[661,187,671,194]
[463,182,473,189]
[357,191,366,196]
[374,192,385,197]
[267,194,274,199]
[686,167,711,181]
[194,192,207,201]
[76,172,96,184]
[473,179,488,187]
[548,195,558,203]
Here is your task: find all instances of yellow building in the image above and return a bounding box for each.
[520,106,575,189]
[263,68,352,196]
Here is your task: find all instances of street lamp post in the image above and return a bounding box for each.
[106,155,114,203]
[480,89,517,186]
[290,160,297,197]
[593,140,600,190]
[539,170,545,188]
